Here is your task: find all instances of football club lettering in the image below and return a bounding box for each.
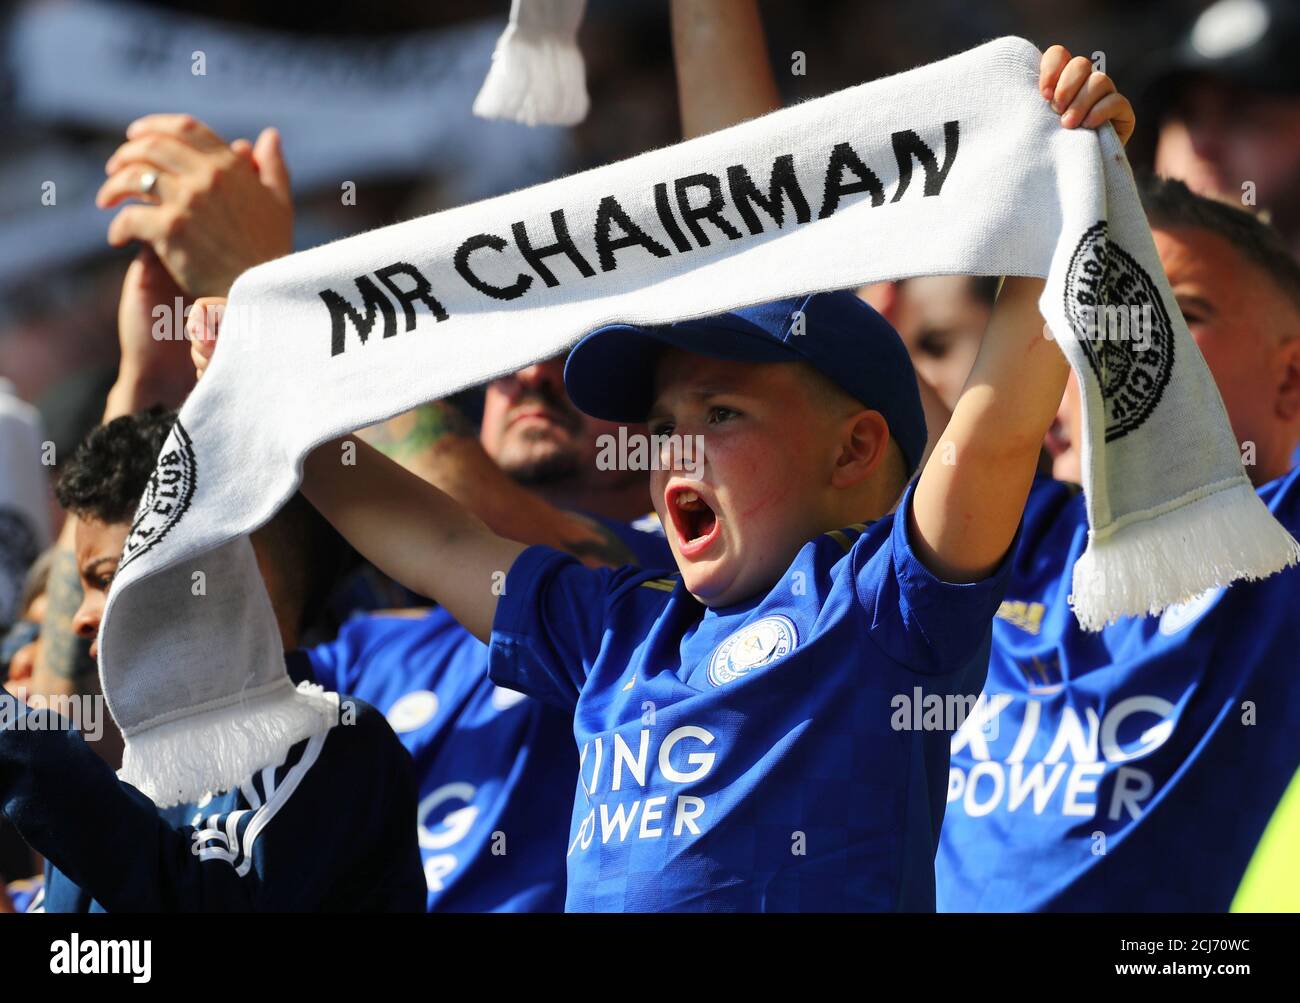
[948,693,1177,821]
[568,725,717,856]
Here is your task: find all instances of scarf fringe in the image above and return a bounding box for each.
[472,3,588,126]
[1070,478,1300,631]
[117,681,340,808]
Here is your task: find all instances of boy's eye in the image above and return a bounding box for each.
[917,330,950,359]
[707,406,738,424]
[650,420,675,436]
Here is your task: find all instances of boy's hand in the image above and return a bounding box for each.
[1040,45,1134,146]
[187,297,226,382]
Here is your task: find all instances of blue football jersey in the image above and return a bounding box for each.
[490,483,1011,912]
[296,609,578,912]
[296,514,672,913]
[937,468,1300,911]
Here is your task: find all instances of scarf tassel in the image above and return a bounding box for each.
[117,681,340,808]
[473,0,589,127]
[1070,477,1300,631]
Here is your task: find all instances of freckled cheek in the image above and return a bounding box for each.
[709,435,797,522]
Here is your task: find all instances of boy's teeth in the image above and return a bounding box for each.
[678,490,699,506]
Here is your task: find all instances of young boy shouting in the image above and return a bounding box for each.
[286,46,1130,910]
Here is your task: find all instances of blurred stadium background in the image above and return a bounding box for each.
[0,0,1242,490]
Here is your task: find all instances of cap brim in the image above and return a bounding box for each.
[563,318,800,422]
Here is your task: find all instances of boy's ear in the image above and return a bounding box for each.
[831,409,890,489]
[1275,335,1300,424]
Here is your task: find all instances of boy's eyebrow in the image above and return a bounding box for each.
[1174,293,1216,318]
[649,384,749,414]
[80,556,118,579]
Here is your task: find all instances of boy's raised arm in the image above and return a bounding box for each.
[301,436,524,642]
[909,275,1063,582]
[909,45,1134,583]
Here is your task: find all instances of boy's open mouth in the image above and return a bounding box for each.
[666,483,721,558]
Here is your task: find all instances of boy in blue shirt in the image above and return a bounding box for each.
[299,48,1135,910]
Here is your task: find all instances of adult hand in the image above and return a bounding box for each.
[98,117,293,297]
[103,249,195,420]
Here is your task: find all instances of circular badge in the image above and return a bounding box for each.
[120,420,198,571]
[1063,222,1175,442]
[1157,587,1225,636]
[707,614,798,687]
[387,690,440,733]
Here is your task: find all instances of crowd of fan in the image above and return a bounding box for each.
[2,0,1299,913]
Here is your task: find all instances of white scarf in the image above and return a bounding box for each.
[100,37,1299,807]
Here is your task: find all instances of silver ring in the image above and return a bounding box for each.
[138,170,159,197]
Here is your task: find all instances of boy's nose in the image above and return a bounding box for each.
[656,431,704,473]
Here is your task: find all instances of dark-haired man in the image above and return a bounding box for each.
[0,407,424,912]
[938,175,1300,911]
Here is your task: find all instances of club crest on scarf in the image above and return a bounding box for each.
[1063,221,1176,442]
[120,421,198,571]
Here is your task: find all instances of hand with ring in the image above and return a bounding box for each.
[96,115,294,298]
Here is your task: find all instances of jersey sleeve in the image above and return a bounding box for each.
[0,691,423,912]
[489,545,643,712]
[854,478,1016,675]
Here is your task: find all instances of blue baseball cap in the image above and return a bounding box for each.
[563,291,929,475]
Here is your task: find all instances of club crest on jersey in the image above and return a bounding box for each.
[707,615,798,687]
